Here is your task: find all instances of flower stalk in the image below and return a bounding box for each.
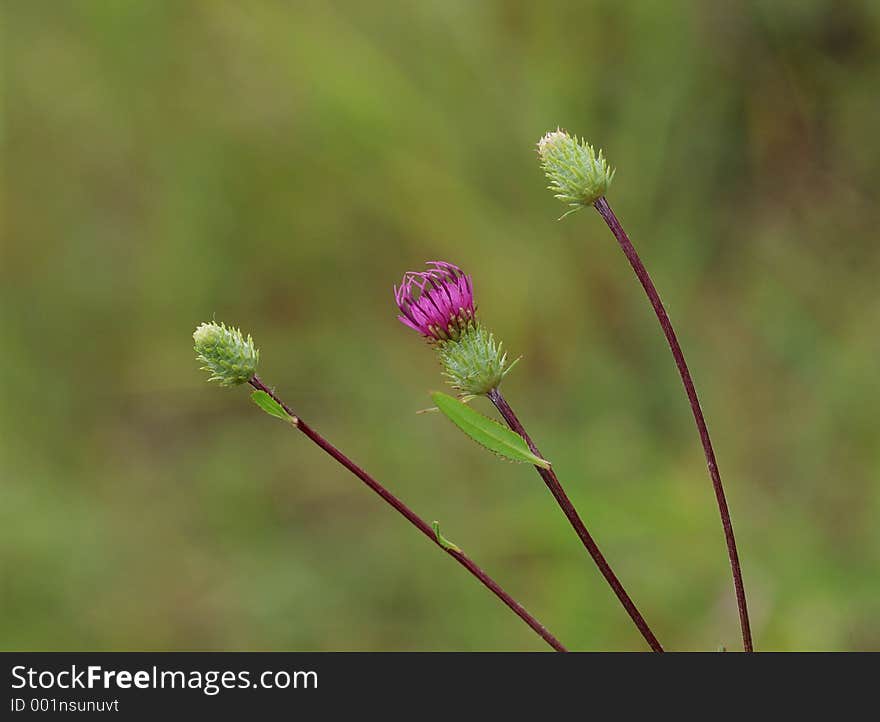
[593,196,752,652]
[248,375,566,652]
[487,388,664,652]
[396,264,664,651]
[193,321,566,651]
[537,128,752,651]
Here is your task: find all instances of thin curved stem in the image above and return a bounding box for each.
[593,196,752,652]
[248,375,567,652]
[487,387,664,652]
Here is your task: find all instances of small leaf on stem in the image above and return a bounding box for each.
[432,521,462,553]
[251,390,297,425]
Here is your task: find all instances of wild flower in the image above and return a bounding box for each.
[537,127,752,651]
[394,261,475,342]
[395,261,517,395]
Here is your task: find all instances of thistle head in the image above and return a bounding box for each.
[394,261,475,342]
[437,323,519,396]
[394,261,519,395]
[537,128,615,216]
[193,321,259,386]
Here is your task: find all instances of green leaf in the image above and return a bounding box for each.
[430,392,551,469]
[251,390,296,425]
[432,521,462,553]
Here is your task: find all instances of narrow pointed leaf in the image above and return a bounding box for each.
[251,390,295,424]
[432,521,462,553]
[431,392,551,469]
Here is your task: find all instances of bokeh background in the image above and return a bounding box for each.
[3,0,879,651]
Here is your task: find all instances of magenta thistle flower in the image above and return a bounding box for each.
[394,261,475,342]
[396,260,518,396]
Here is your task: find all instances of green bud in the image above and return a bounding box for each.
[437,323,519,396]
[193,321,259,386]
[537,128,615,217]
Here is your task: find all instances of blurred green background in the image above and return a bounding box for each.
[3,0,879,651]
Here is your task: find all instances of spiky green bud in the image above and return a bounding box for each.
[193,321,259,386]
[537,128,615,217]
[437,323,519,396]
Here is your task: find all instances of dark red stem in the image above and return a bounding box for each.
[593,196,753,652]
[487,387,664,652]
[248,375,567,652]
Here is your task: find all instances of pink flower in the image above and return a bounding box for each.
[394,261,475,341]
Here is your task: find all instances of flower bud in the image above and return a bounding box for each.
[193,321,259,386]
[437,323,518,396]
[537,128,615,216]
